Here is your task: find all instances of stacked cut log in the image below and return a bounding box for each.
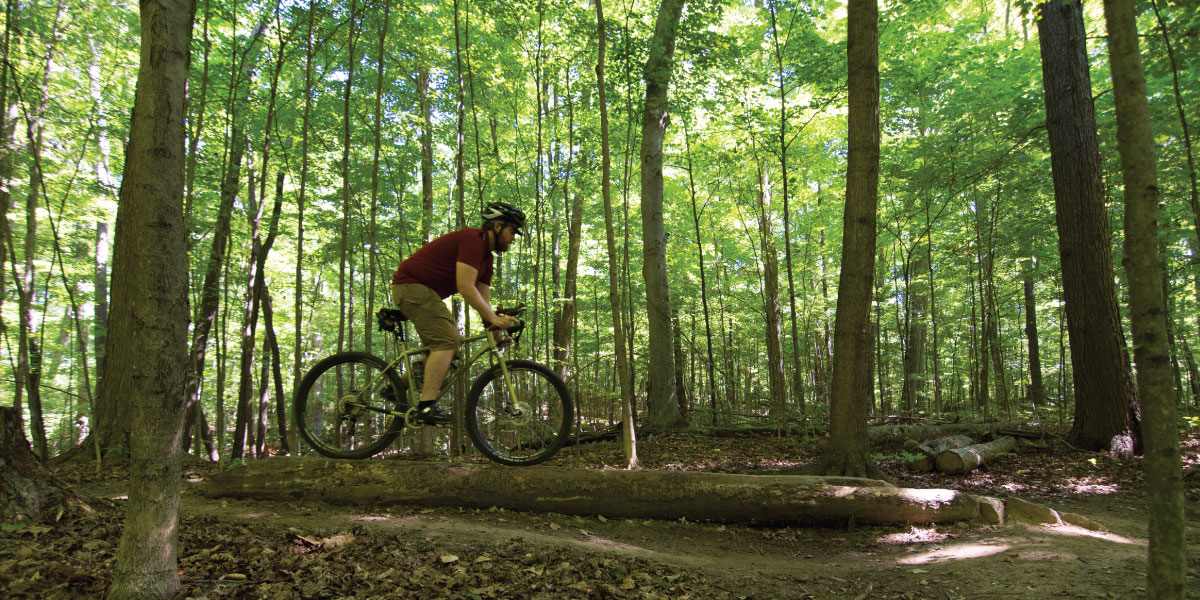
[907,434,974,472]
[934,436,1017,474]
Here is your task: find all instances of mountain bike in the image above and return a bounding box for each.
[293,305,573,466]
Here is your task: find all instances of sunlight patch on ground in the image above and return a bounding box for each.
[1033,524,1143,546]
[1057,476,1119,495]
[897,488,960,506]
[897,542,1011,564]
[876,526,951,545]
[578,534,653,555]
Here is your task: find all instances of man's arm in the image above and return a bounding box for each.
[456,262,516,327]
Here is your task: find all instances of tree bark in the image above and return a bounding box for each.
[199,457,1005,526]
[103,0,194,595]
[640,0,687,432]
[1037,0,1141,455]
[1101,0,1187,595]
[0,406,94,522]
[816,0,881,479]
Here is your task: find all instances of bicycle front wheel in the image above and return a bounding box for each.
[465,359,574,466]
[294,351,404,459]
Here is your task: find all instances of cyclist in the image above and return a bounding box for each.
[390,201,525,423]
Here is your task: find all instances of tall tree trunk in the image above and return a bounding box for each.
[232,168,264,461]
[595,0,637,468]
[1021,243,1045,410]
[1150,0,1200,343]
[338,0,360,361]
[182,130,241,458]
[901,244,928,414]
[815,0,881,479]
[367,0,389,358]
[639,0,687,432]
[103,0,194,596]
[552,76,580,381]
[418,65,434,242]
[184,0,211,226]
[16,0,65,461]
[0,0,18,359]
[232,168,283,462]
[261,175,289,455]
[756,165,788,425]
[1101,0,1187,595]
[293,0,318,456]
[682,120,718,426]
[768,1,805,413]
[1037,0,1140,455]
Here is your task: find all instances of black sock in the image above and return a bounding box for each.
[417,400,435,410]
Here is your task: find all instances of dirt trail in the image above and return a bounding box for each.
[172,482,1165,599]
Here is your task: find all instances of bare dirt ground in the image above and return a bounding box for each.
[4,426,1199,599]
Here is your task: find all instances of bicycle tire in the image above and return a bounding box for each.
[465,359,574,466]
[294,351,405,459]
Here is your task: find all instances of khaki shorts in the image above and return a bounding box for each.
[391,283,459,351]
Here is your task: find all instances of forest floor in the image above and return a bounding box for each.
[3,424,1200,599]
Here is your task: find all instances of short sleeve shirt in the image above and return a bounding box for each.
[391,228,494,299]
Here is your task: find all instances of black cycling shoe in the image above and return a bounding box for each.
[415,403,454,425]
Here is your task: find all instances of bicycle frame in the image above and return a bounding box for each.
[365,324,521,421]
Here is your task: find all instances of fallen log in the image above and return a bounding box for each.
[908,435,974,472]
[867,421,1026,445]
[935,436,1017,474]
[198,457,1001,526]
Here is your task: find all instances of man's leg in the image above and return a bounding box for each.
[418,348,456,403]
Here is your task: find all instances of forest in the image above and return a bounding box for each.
[0,0,1197,597]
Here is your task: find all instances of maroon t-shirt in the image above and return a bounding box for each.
[392,228,494,299]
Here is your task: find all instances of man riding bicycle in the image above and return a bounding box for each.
[390,201,525,424]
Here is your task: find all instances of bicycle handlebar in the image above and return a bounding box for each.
[488,303,526,334]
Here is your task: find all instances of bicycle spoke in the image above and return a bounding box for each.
[467,360,573,465]
[295,352,403,459]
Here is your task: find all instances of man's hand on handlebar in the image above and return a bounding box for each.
[490,314,521,330]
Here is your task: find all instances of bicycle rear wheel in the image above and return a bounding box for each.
[465,359,574,466]
[294,351,405,459]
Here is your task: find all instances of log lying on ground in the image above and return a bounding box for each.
[908,435,974,472]
[867,421,1026,444]
[198,457,1002,525]
[935,436,1017,474]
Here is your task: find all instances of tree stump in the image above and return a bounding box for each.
[0,407,93,522]
[935,436,1017,474]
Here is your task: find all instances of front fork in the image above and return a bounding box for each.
[488,329,522,412]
